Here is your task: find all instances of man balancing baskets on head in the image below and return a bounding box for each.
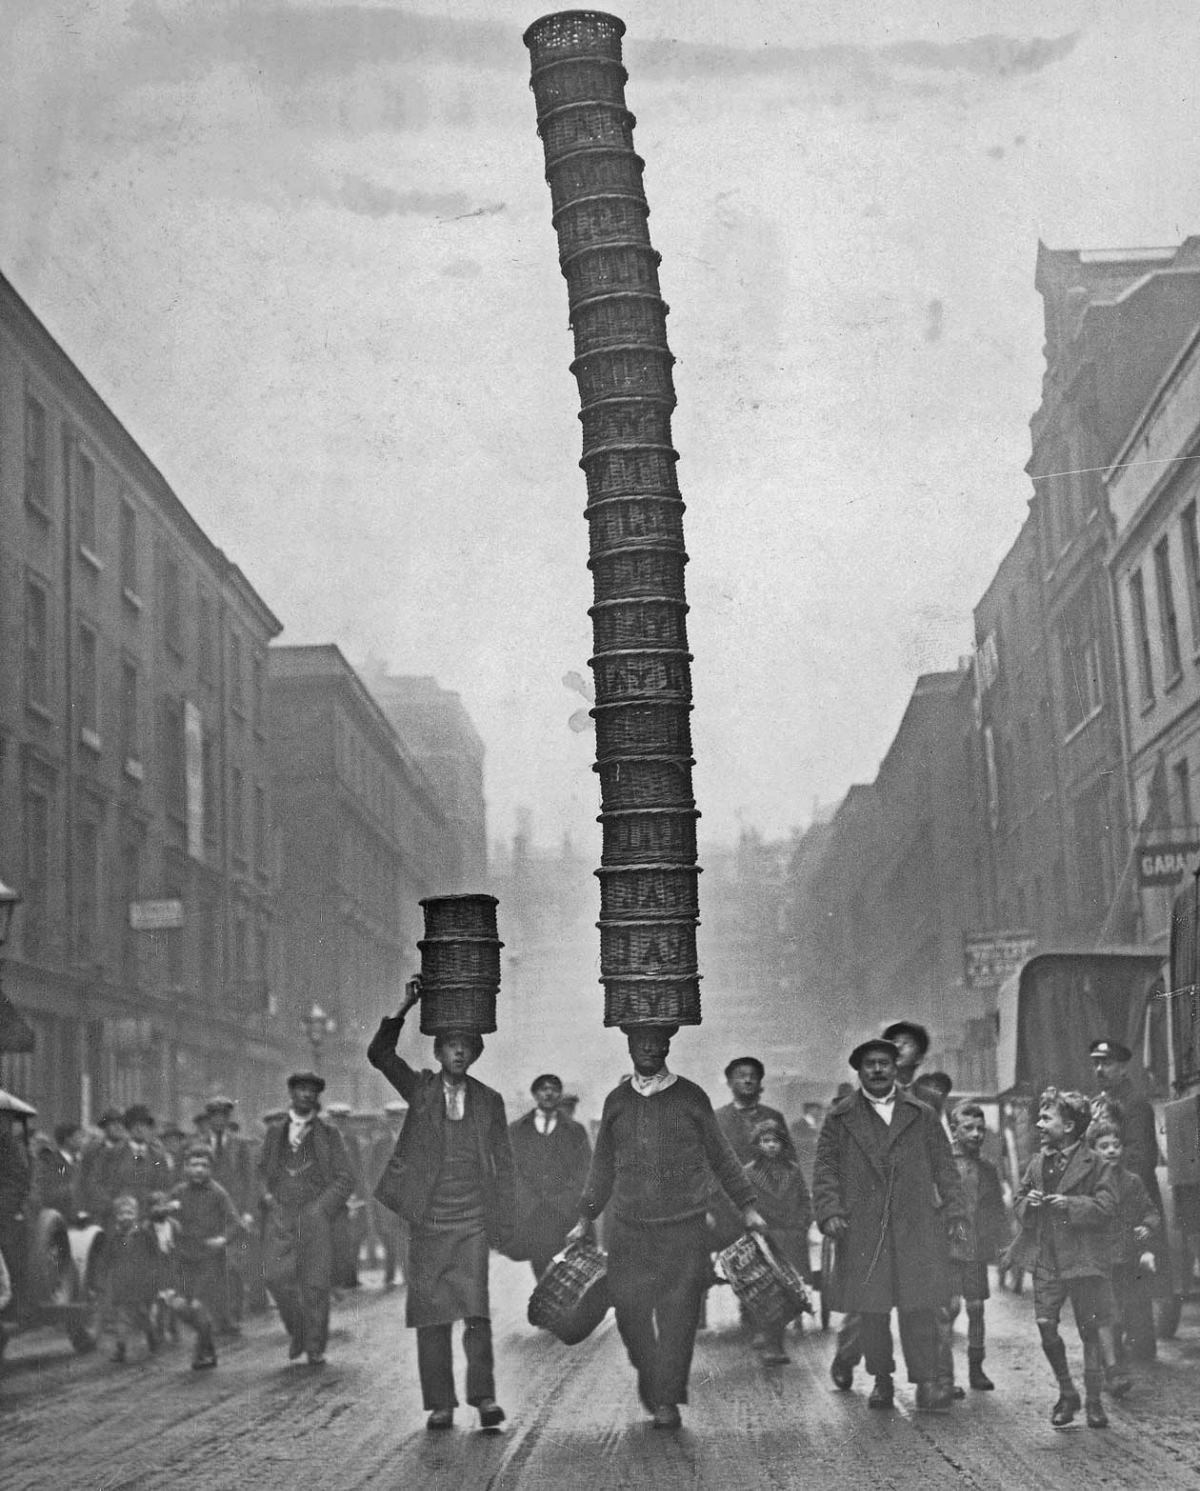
[368,976,515,1433]
[566,1023,768,1430]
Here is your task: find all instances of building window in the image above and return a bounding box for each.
[231,766,245,859]
[162,697,187,819]
[25,576,50,712]
[230,632,244,715]
[199,889,218,998]
[77,622,100,743]
[1075,779,1116,923]
[120,839,140,979]
[198,593,214,683]
[162,551,184,656]
[121,660,140,767]
[1154,536,1183,683]
[1183,503,1200,656]
[1059,583,1103,732]
[254,783,266,871]
[233,909,248,983]
[1175,757,1194,827]
[252,654,264,734]
[76,814,101,963]
[24,395,48,511]
[22,787,50,958]
[120,498,139,599]
[74,448,98,558]
[1129,569,1154,708]
[202,736,218,844]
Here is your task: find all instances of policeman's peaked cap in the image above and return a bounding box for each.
[1090,1039,1132,1063]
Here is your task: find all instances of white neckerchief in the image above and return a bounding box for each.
[861,1086,897,1126]
[443,1078,466,1121]
[630,1066,678,1098]
[287,1109,313,1150]
[534,1108,558,1135]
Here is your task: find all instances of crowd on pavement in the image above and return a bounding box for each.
[0,993,1175,1442]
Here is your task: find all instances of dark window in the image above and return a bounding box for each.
[76,815,101,962]
[1130,569,1154,708]
[252,654,264,733]
[1154,536,1183,682]
[1059,584,1103,732]
[162,697,187,818]
[231,766,245,858]
[121,660,139,762]
[254,784,266,870]
[1182,503,1200,654]
[120,498,138,596]
[198,593,214,683]
[1175,757,1194,827]
[230,632,244,715]
[23,787,50,958]
[1075,780,1116,922]
[162,551,184,655]
[24,395,47,510]
[121,840,140,979]
[25,577,50,711]
[77,623,100,738]
[202,736,218,843]
[75,449,97,555]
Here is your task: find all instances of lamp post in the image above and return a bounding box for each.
[301,1002,335,1070]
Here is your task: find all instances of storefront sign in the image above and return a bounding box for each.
[964,930,1036,990]
[129,899,184,931]
[1138,839,1200,887]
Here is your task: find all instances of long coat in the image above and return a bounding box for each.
[1006,1143,1117,1279]
[508,1110,592,1263]
[367,1016,515,1251]
[812,1088,965,1314]
[258,1116,354,1220]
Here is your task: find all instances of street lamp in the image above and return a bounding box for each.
[301,1002,336,1069]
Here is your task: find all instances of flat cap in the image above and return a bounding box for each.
[204,1095,236,1113]
[286,1071,326,1093]
[849,1038,900,1071]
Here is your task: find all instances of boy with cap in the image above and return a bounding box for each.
[1088,1116,1158,1385]
[169,1145,241,1369]
[941,1100,1010,1395]
[258,1071,354,1365]
[813,1036,965,1412]
[509,1073,592,1279]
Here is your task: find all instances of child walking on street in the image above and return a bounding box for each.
[169,1146,240,1370]
[941,1101,1010,1395]
[1089,1118,1159,1387]
[743,1118,812,1365]
[105,1194,158,1363]
[1006,1089,1119,1428]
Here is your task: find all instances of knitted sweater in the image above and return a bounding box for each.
[580,1075,756,1226]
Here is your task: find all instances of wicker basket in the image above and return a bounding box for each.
[420,894,499,940]
[596,864,701,920]
[548,148,645,212]
[524,11,626,66]
[419,937,503,984]
[579,395,675,452]
[563,242,662,301]
[599,918,698,976]
[586,494,684,550]
[590,546,686,602]
[602,975,701,1028]
[592,700,692,760]
[590,648,692,703]
[599,806,699,864]
[717,1232,813,1328]
[419,983,497,1036]
[530,53,628,112]
[581,445,680,501]
[595,756,695,811]
[537,102,635,162]
[554,196,650,258]
[526,1240,610,1344]
[590,599,689,655]
[571,345,675,405]
[569,290,666,349]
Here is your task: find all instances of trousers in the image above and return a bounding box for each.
[416,1318,494,1409]
[264,1202,334,1355]
[859,1308,939,1384]
[607,1214,710,1408]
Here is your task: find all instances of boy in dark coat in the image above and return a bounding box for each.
[170,1146,240,1369]
[1089,1117,1159,1384]
[368,980,515,1433]
[1007,1088,1120,1428]
[105,1194,158,1362]
[509,1073,592,1279]
[744,1117,813,1364]
[942,1100,1010,1394]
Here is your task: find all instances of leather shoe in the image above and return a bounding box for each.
[867,1375,894,1409]
[1085,1399,1109,1429]
[426,1409,454,1431]
[1051,1389,1081,1427]
[287,1337,304,1361]
[652,1405,682,1430]
[830,1357,854,1391]
[915,1381,954,1412]
[478,1399,506,1430]
[1105,1367,1132,1399]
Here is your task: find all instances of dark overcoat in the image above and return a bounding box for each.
[811,1088,965,1314]
[367,1016,515,1251]
[508,1110,592,1262]
[1005,1143,1117,1278]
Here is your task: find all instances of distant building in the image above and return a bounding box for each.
[0,271,283,1125]
[362,665,487,887]
[268,645,471,1105]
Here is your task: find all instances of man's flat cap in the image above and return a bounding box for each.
[286,1071,326,1093]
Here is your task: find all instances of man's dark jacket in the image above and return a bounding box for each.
[367,1014,515,1251]
[257,1115,354,1219]
[509,1109,592,1261]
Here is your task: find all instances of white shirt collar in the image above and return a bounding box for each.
[443,1077,466,1121]
[861,1086,897,1106]
[630,1066,678,1097]
[287,1109,313,1147]
[533,1108,558,1134]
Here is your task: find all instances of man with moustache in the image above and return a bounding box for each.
[567,1025,767,1430]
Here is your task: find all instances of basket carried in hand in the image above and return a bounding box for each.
[717,1232,813,1329]
[527,1241,611,1345]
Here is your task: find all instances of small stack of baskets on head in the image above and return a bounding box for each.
[525,10,701,1030]
[417,894,503,1035]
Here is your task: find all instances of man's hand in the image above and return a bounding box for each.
[1024,1189,1044,1208]
[1133,1224,1151,1243]
[821,1216,849,1239]
[1044,1193,1069,1211]
[742,1207,768,1233]
[565,1217,592,1246]
[398,976,422,1016]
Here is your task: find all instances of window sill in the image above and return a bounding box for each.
[122,587,143,612]
[78,544,103,573]
[123,757,144,782]
[80,727,102,754]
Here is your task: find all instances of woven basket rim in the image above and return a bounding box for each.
[590,698,693,714]
[559,240,661,271]
[529,53,627,81]
[418,937,505,949]
[584,494,683,513]
[536,97,634,124]
[588,596,688,612]
[419,893,498,907]
[552,191,647,222]
[596,917,699,930]
[589,647,693,660]
[580,443,680,463]
[595,864,703,877]
[597,807,700,821]
[570,344,674,370]
[600,972,703,986]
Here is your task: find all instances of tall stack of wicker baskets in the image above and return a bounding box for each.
[525,11,701,1029]
[417,894,503,1035]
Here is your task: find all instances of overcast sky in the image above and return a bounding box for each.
[6,0,1200,854]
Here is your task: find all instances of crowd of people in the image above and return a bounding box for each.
[0,1000,1169,1439]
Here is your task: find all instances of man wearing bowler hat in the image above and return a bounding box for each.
[258,1071,354,1365]
[368,978,515,1432]
[566,1024,767,1431]
[882,1020,931,1090]
[813,1037,966,1412]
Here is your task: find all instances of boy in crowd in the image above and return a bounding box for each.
[169,1145,240,1369]
[1089,1117,1159,1385]
[1006,1088,1119,1428]
[743,1117,812,1365]
[105,1193,158,1362]
[942,1101,1010,1395]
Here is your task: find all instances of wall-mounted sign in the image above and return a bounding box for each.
[964,929,1036,990]
[129,899,184,931]
[1138,840,1200,887]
